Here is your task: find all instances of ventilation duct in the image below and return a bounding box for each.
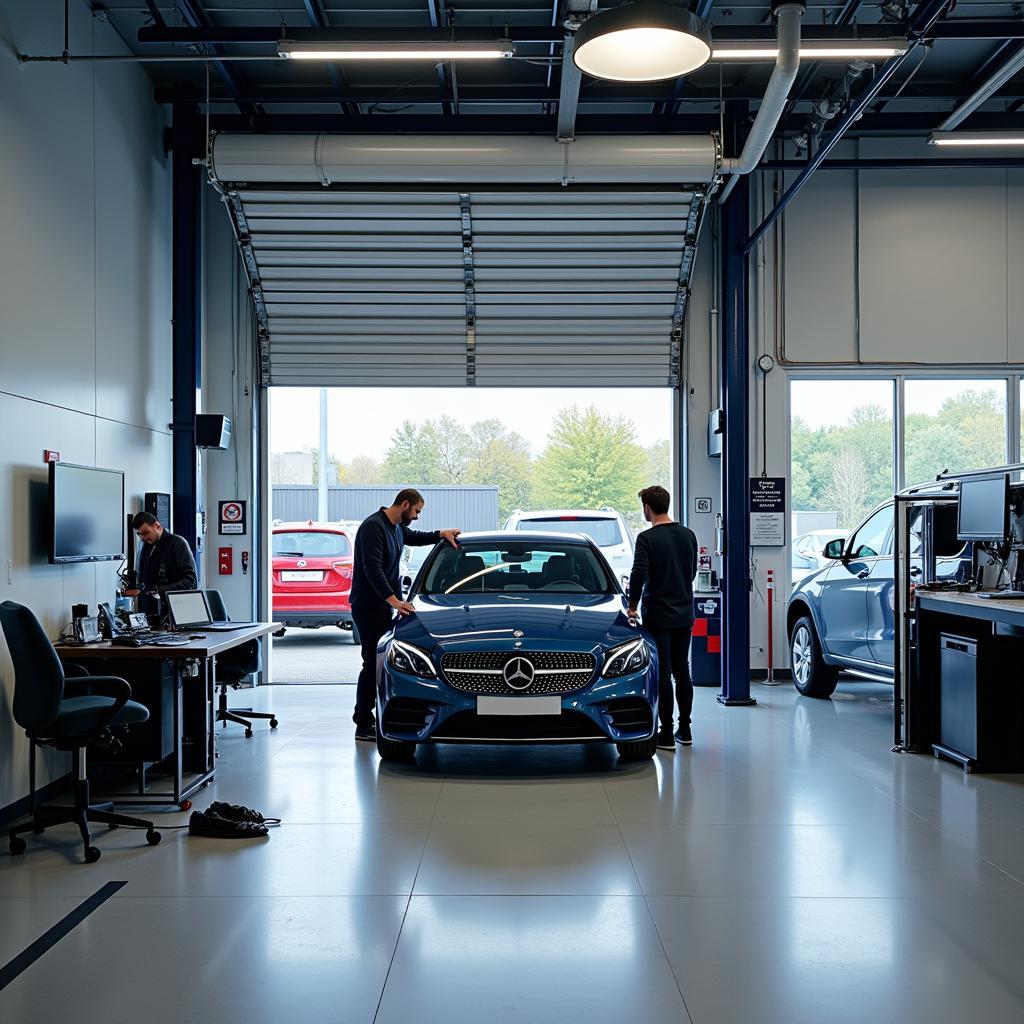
[209,133,719,187]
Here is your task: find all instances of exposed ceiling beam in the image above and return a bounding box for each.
[174,0,257,117]
[154,79,1024,107]
[556,32,583,141]
[201,110,1024,136]
[136,21,1024,46]
[938,40,1024,130]
[301,0,359,116]
[425,0,454,116]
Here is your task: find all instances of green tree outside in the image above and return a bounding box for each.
[533,405,646,513]
[792,387,1006,529]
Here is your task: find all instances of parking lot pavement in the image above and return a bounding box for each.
[271,627,362,684]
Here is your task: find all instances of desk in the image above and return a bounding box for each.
[912,593,1024,771]
[54,625,279,808]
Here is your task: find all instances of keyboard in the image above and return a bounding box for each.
[109,632,185,646]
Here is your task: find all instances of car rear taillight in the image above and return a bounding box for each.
[332,562,353,581]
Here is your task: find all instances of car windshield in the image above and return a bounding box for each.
[419,542,615,595]
[515,517,623,547]
[272,531,351,558]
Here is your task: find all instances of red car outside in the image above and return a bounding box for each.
[271,522,359,642]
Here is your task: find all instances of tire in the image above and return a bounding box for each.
[351,621,361,646]
[616,735,658,761]
[376,724,416,762]
[790,615,839,698]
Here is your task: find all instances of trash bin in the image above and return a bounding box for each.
[690,591,721,687]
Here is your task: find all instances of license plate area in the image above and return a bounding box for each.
[281,570,323,582]
[477,696,561,716]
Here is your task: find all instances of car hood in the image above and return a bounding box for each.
[393,593,642,653]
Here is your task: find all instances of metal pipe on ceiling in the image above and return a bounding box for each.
[208,133,720,186]
[742,0,954,254]
[718,1,803,205]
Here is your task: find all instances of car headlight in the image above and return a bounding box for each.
[602,638,649,678]
[387,638,436,679]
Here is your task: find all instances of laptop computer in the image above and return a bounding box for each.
[165,591,261,631]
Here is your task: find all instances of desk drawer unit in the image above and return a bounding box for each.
[939,634,977,761]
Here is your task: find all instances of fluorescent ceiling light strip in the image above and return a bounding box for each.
[278,40,514,60]
[929,131,1024,146]
[712,45,906,60]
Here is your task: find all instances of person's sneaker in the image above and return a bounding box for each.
[675,723,692,746]
[656,729,675,750]
[355,721,376,742]
[188,810,268,838]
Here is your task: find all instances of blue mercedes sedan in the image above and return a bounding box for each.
[375,531,659,763]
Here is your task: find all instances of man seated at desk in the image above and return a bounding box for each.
[125,512,198,600]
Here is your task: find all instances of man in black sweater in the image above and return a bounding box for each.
[628,486,698,751]
[127,512,198,598]
[350,488,462,740]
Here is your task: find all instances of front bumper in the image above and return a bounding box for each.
[377,664,657,745]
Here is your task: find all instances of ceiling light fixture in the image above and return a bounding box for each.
[277,40,515,60]
[929,131,1024,146]
[572,2,712,83]
[712,44,906,61]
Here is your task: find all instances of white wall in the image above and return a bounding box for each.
[201,188,261,620]
[0,1,171,811]
[702,142,1024,675]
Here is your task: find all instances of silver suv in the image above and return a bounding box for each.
[503,507,635,587]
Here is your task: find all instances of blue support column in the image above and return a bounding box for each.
[718,105,756,707]
[171,104,202,569]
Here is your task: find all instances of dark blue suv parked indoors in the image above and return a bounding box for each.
[786,499,970,697]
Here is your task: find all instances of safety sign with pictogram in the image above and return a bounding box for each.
[218,500,247,536]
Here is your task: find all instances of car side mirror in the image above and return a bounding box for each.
[401,574,413,598]
[823,539,846,560]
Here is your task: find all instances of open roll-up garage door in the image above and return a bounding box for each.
[211,134,718,388]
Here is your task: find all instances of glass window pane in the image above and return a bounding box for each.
[904,379,1006,485]
[849,506,892,559]
[790,380,895,539]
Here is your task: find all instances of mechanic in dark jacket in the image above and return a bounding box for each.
[628,486,698,751]
[351,488,462,740]
[127,511,198,598]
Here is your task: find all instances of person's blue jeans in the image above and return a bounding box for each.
[647,623,694,734]
[352,605,395,728]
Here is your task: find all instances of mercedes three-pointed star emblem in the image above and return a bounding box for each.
[503,656,535,691]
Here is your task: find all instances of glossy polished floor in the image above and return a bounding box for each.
[3,680,1024,1023]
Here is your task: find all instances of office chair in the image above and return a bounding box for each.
[0,601,161,863]
[205,589,277,739]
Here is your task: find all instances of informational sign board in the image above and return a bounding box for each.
[218,499,247,536]
[750,477,786,546]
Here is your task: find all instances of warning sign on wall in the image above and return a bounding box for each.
[750,478,785,546]
[218,500,247,536]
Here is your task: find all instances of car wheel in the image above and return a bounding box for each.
[351,621,361,646]
[616,735,657,761]
[790,616,838,698]
[376,723,416,762]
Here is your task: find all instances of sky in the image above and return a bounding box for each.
[270,387,674,462]
[791,377,1008,430]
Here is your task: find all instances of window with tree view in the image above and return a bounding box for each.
[791,380,895,532]
[904,379,1006,485]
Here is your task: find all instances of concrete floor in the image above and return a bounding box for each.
[3,681,1024,1023]
[271,626,361,684]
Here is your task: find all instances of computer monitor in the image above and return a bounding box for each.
[165,591,213,629]
[957,473,1010,543]
[48,462,125,564]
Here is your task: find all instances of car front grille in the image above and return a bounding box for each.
[430,710,606,743]
[441,651,595,695]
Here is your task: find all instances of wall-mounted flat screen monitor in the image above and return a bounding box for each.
[957,473,1010,543]
[48,462,125,564]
